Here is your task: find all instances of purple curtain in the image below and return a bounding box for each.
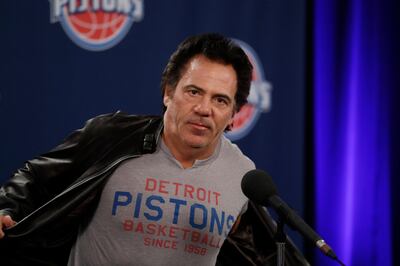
[313,0,396,265]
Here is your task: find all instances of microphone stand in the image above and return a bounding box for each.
[274,218,287,266]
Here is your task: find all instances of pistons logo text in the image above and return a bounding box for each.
[49,0,144,51]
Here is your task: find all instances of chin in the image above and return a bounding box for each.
[184,136,210,149]
[186,140,208,149]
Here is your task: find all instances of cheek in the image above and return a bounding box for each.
[217,113,234,129]
[170,101,189,124]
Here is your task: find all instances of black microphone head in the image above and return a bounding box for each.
[241,169,277,205]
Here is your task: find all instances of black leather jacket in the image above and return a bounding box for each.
[0,112,309,265]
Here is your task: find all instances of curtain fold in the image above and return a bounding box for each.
[313,0,393,265]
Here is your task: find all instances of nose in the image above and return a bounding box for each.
[194,98,212,116]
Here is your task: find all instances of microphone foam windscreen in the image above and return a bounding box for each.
[241,169,277,205]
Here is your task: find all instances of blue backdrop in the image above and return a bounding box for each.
[0,0,308,257]
[1,1,398,265]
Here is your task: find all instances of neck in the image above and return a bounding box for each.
[162,133,218,169]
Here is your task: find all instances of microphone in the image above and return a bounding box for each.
[241,169,342,263]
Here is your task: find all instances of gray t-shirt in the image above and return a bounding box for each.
[68,136,255,266]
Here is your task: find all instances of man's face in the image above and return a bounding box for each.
[163,55,237,156]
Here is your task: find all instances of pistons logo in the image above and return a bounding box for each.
[225,39,272,141]
[49,0,144,51]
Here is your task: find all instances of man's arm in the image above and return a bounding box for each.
[0,114,103,234]
[0,112,139,239]
[0,127,84,225]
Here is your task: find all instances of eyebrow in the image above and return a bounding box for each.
[186,85,233,104]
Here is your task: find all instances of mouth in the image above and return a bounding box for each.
[187,120,212,131]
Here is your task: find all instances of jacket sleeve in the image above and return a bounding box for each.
[0,126,88,222]
[0,113,118,222]
[217,201,310,266]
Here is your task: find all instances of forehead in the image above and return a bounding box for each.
[178,55,237,97]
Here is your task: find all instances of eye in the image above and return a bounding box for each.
[187,88,199,96]
[189,89,198,95]
[215,97,229,106]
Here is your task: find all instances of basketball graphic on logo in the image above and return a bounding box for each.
[66,11,127,43]
[49,0,144,51]
[225,39,272,141]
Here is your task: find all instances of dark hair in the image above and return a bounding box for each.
[160,33,253,113]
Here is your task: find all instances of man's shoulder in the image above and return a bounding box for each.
[71,112,163,148]
[87,111,160,127]
[83,111,162,134]
[220,136,255,169]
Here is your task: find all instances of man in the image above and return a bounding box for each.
[0,33,307,265]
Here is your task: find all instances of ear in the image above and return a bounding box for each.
[231,103,237,119]
[163,86,173,107]
[228,116,234,126]
[163,94,170,107]
[226,108,236,130]
[225,115,235,131]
